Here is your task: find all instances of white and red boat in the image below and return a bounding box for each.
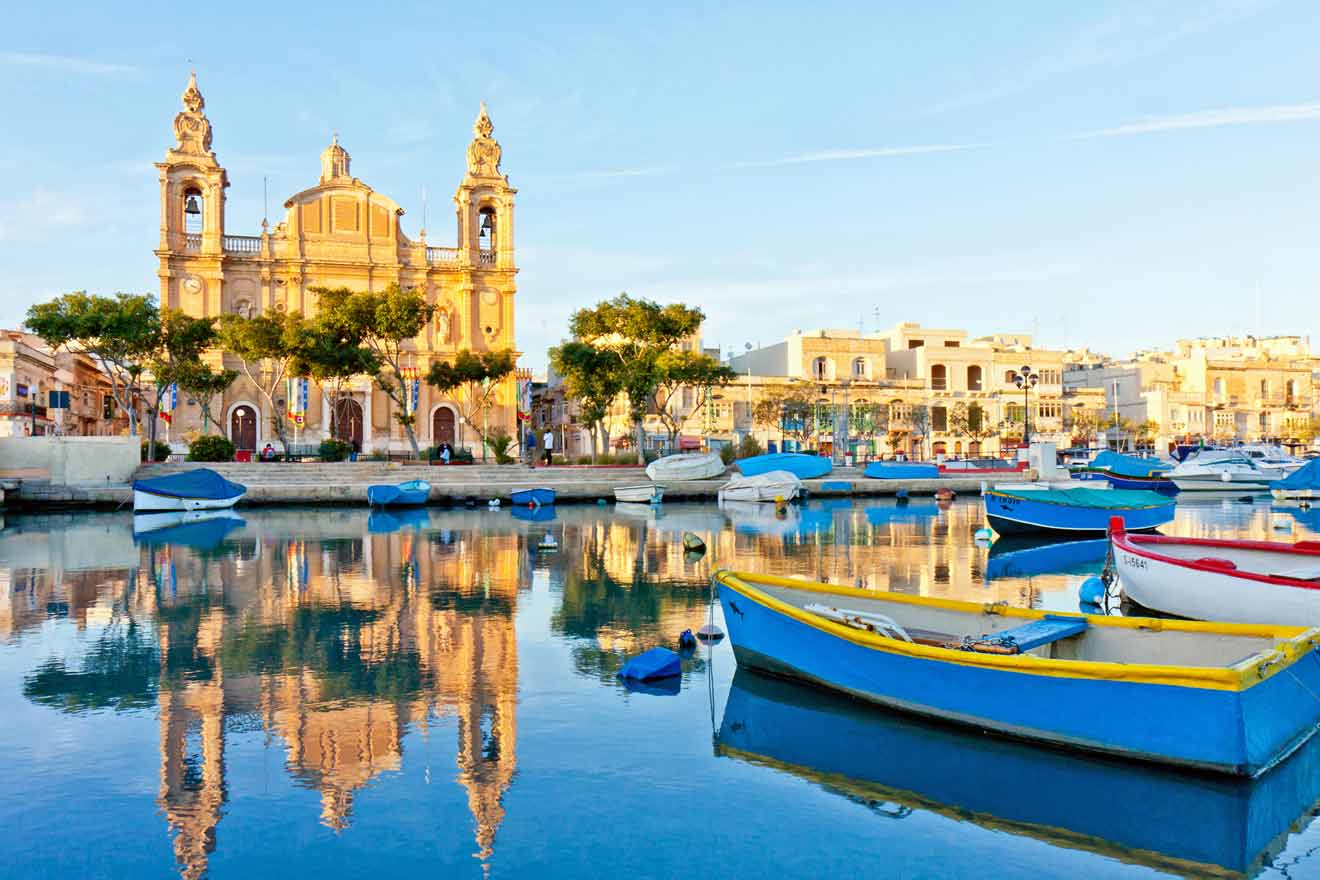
[1109,516,1320,625]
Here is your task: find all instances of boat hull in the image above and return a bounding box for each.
[717,574,1320,776]
[1114,532,1320,626]
[1174,474,1274,492]
[511,487,556,506]
[133,488,244,512]
[736,453,832,479]
[614,484,663,503]
[366,480,431,507]
[1096,472,1178,494]
[984,491,1174,536]
[645,452,725,481]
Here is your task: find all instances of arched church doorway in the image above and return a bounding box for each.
[432,407,456,447]
[230,405,257,451]
[334,398,364,448]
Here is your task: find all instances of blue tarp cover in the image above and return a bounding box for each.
[864,462,940,480]
[1273,459,1320,490]
[1089,451,1171,478]
[992,487,1171,510]
[131,468,246,500]
[618,647,682,681]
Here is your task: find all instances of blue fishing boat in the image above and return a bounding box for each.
[736,452,832,479]
[1271,458,1320,502]
[718,670,1320,876]
[863,461,940,479]
[983,486,1174,536]
[366,479,431,507]
[511,487,556,507]
[132,468,246,512]
[713,568,1320,776]
[1085,451,1176,493]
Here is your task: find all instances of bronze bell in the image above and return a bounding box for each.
[184,195,201,215]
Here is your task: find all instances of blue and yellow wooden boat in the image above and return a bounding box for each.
[713,569,1320,776]
[1084,450,1177,493]
[983,486,1174,536]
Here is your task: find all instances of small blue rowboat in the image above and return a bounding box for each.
[983,536,1109,581]
[1086,451,1177,493]
[863,461,940,479]
[714,569,1320,776]
[511,487,556,507]
[736,453,833,479]
[984,487,1174,536]
[132,468,247,512]
[366,479,431,507]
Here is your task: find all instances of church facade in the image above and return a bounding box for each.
[155,73,519,453]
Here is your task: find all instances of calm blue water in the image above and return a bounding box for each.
[2,497,1319,879]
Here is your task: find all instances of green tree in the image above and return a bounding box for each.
[174,360,238,436]
[315,285,436,457]
[25,291,161,437]
[566,293,705,464]
[291,310,378,442]
[651,349,736,449]
[217,310,310,452]
[908,404,930,459]
[1135,419,1160,450]
[142,310,221,459]
[549,341,623,462]
[753,385,815,447]
[426,349,517,460]
[1065,407,1100,448]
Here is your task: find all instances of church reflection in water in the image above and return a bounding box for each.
[2,498,1307,879]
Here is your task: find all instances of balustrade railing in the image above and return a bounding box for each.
[223,235,263,255]
[478,248,497,266]
[426,246,461,264]
[183,233,202,252]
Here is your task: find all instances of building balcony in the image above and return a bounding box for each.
[183,233,201,252]
[426,246,461,265]
[479,248,497,266]
[223,234,263,256]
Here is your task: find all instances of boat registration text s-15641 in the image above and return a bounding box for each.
[1121,554,1148,570]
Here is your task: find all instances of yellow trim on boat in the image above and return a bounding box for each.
[713,570,1320,692]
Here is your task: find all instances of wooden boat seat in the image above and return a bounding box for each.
[964,615,1089,655]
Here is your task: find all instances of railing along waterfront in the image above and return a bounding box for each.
[427,246,461,265]
[223,235,263,255]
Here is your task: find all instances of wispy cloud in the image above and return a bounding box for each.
[0,190,88,241]
[726,144,980,170]
[1067,101,1320,139]
[566,165,678,179]
[0,52,139,76]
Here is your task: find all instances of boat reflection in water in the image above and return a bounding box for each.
[983,536,1108,582]
[717,670,1320,877]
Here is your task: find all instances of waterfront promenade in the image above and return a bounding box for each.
[9,460,1028,508]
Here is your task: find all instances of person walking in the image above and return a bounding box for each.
[525,428,537,468]
[542,428,554,466]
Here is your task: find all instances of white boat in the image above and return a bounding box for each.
[1111,519,1320,625]
[646,451,725,481]
[1239,443,1307,477]
[1168,450,1279,492]
[717,470,802,503]
[614,483,664,504]
[132,468,247,512]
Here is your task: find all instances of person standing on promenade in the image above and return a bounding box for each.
[525,428,536,468]
[542,428,554,466]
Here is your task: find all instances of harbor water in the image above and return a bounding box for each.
[3,497,1320,878]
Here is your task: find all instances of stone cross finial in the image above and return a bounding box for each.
[172,70,212,155]
[466,102,501,177]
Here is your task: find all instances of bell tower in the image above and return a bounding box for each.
[454,102,515,269]
[156,71,228,258]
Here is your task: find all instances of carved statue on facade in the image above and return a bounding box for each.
[172,71,213,156]
[436,309,450,342]
[465,102,502,178]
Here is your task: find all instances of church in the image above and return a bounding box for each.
[155,72,519,454]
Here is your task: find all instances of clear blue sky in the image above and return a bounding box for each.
[3,1,1320,369]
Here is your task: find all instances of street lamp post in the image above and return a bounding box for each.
[1011,365,1040,448]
